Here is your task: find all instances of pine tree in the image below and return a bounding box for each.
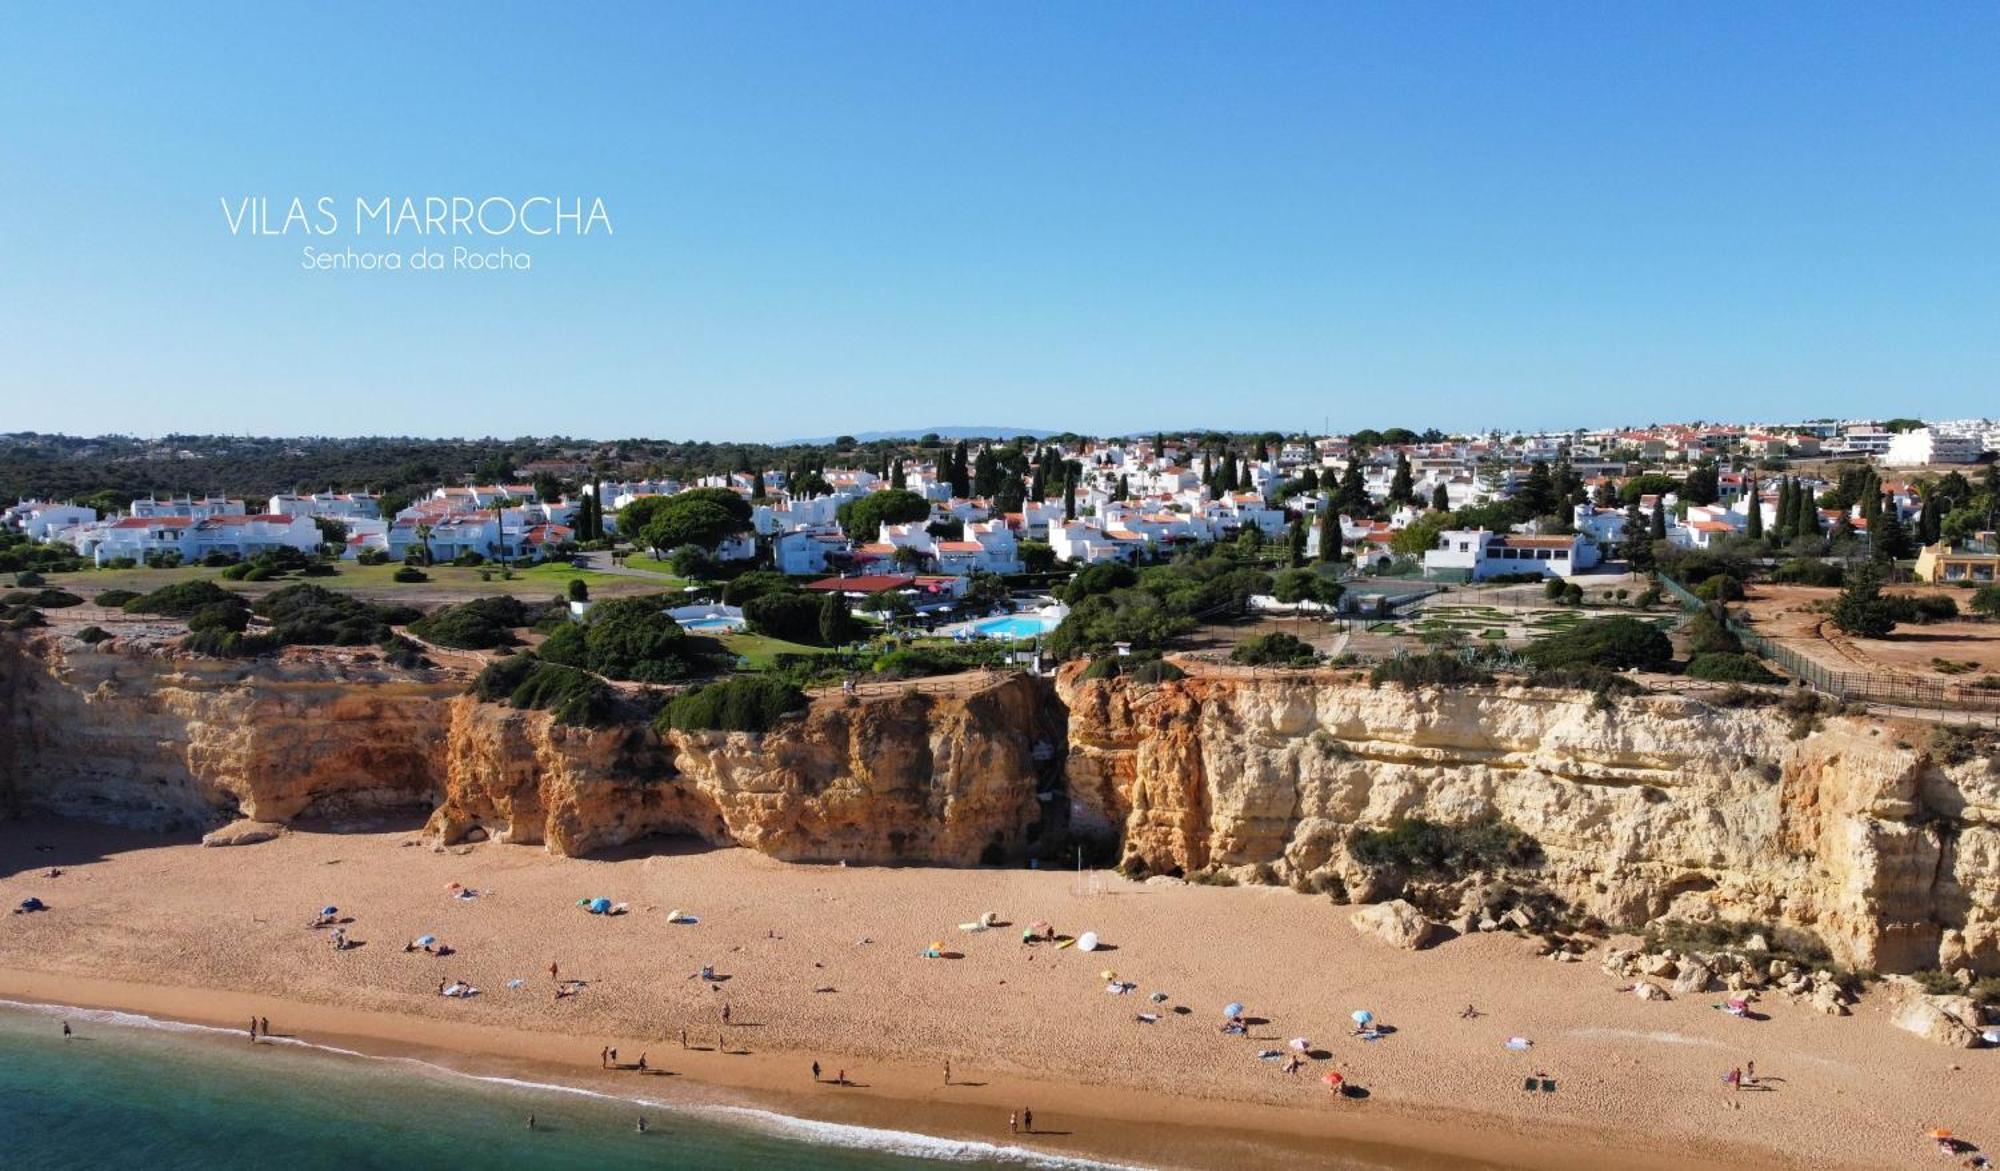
[1430,482,1450,512]
[751,466,768,501]
[972,448,1000,497]
[1873,496,1912,561]
[1336,461,1367,518]
[1745,476,1763,540]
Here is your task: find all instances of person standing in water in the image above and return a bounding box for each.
[526,1114,536,1131]
[635,1116,647,1133]
[260,1017,270,1038]
[61,1021,71,1038]
[248,1017,257,1040]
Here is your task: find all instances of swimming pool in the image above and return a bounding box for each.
[968,614,1060,639]
[678,616,746,632]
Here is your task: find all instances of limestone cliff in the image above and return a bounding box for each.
[1058,665,2000,975]
[4,629,1996,975]
[0,632,458,827]
[428,674,1051,863]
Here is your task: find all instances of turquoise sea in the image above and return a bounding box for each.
[0,1003,1123,1171]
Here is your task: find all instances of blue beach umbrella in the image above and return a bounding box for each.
[1223,1002,1245,1018]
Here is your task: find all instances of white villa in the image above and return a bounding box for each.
[1422,529,1600,581]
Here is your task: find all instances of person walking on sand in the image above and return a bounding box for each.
[526,1114,536,1131]
[1023,1108,1033,1133]
[1009,1111,1018,1135]
[679,1028,687,1050]
[837,1069,846,1086]
[636,1115,647,1133]
[637,1053,647,1072]
[812,1061,821,1083]
[1745,1060,1756,1086]
[943,1059,951,1086]
[248,1017,257,1040]
[260,1017,269,1038]
[721,1003,731,1026]
[600,1046,609,1069]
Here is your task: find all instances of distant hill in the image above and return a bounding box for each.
[777,426,1058,446]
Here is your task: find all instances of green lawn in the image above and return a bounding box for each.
[716,631,834,669]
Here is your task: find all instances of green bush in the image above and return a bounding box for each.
[253,584,419,647]
[1229,631,1318,667]
[1371,652,1493,688]
[658,676,806,734]
[1686,652,1778,683]
[1692,574,1744,602]
[3,588,83,609]
[1885,594,1958,625]
[392,566,428,583]
[1349,817,1542,878]
[409,596,538,649]
[14,571,46,587]
[537,595,712,683]
[122,579,246,618]
[75,625,111,644]
[742,592,827,644]
[1524,664,1645,699]
[469,655,612,726]
[1525,616,1672,672]
[93,589,139,608]
[1129,658,1186,684]
[1771,559,1844,587]
[1683,608,1741,655]
[719,571,791,606]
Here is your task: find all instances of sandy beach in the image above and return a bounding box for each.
[1,816,1991,1170]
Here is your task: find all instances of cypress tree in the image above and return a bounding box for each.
[1745,476,1763,540]
[1775,478,1792,540]
[890,459,905,492]
[1389,454,1414,505]
[818,592,853,647]
[1063,475,1077,520]
[1650,500,1668,541]
[1317,504,1342,564]
[1114,474,1128,501]
[1430,482,1450,512]
[1288,517,1308,567]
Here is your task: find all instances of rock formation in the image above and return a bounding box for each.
[4,630,1997,977]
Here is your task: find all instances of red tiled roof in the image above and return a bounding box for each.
[804,574,917,593]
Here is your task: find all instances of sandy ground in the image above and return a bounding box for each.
[1742,583,2000,684]
[2,818,1995,1170]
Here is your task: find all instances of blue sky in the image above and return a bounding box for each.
[2,3,1996,441]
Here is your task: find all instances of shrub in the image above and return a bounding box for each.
[1524,664,1645,699]
[123,580,246,618]
[12,588,83,609]
[1229,631,1318,667]
[1972,584,2000,620]
[186,602,250,634]
[7,608,47,629]
[1642,919,1832,968]
[1693,574,1744,602]
[1129,658,1185,684]
[409,596,537,649]
[537,595,711,683]
[1829,564,1896,637]
[1525,616,1672,672]
[1349,817,1542,878]
[658,676,806,734]
[1770,558,1844,587]
[469,655,612,726]
[1686,652,1778,683]
[392,566,428,583]
[719,571,791,606]
[1063,562,1139,604]
[742,592,827,644]
[1371,652,1493,688]
[1927,725,1992,767]
[1683,608,1741,656]
[75,625,111,644]
[253,584,419,647]
[356,548,390,566]
[566,578,589,603]
[14,571,46,587]
[94,589,140,608]
[1885,594,1958,625]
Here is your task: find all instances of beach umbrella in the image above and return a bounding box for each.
[1029,919,1053,936]
[1321,1072,1344,1087]
[446,882,461,891]
[1505,1036,1532,1051]
[1223,1002,1245,1018]
[1930,1129,1955,1140]
[321,906,338,916]
[1100,969,1117,981]
[1350,1009,1374,1026]
[1076,931,1100,952]
[415,935,436,947]
[588,897,612,914]
[1289,1037,1311,1052]
[1150,991,1169,1003]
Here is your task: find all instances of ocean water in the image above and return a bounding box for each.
[0,1003,1127,1171]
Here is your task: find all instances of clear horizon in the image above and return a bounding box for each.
[3,4,1997,441]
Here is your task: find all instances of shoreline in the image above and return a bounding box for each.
[2,819,1979,1169]
[0,970,1791,1171]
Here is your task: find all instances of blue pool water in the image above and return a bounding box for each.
[968,615,1057,639]
[679,617,746,632]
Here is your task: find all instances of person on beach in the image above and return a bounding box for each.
[680,1028,688,1049]
[1745,1060,1756,1086]
[837,1068,846,1086]
[62,1021,71,1038]
[260,1017,269,1038]
[609,1048,618,1066]
[600,1046,609,1069]
[1009,1111,1018,1135]
[1460,1004,1479,1019]
[636,1116,647,1133]
[1023,1108,1033,1133]
[721,1003,731,1026]
[637,1053,647,1072]
[1724,1066,1742,1092]
[943,1059,950,1086]
[549,961,559,983]
[248,1017,257,1040]
[812,1061,821,1082]
[526,1114,535,1131]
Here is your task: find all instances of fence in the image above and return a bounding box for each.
[1656,572,2000,720]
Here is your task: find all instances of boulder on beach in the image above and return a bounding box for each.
[1890,995,1980,1048]
[201,819,285,848]
[1348,899,1440,950]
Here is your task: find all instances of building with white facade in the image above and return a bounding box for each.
[1422,530,1600,580]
